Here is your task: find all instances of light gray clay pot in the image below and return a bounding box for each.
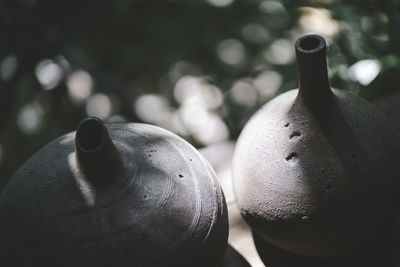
[232,34,400,258]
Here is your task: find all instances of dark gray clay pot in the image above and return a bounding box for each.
[0,117,228,267]
[232,34,400,258]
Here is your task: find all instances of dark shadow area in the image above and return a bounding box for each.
[253,231,398,267]
[222,245,251,267]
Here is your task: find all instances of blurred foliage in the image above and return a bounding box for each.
[0,0,400,190]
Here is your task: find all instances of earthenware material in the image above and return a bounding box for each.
[0,117,228,267]
[232,34,400,257]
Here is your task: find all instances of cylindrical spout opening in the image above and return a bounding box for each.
[295,35,333,108]
[297,35,324,52]
[76,118,106,154]
[75,117,123,187]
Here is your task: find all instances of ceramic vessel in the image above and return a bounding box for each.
[0,117,228,267]
[232,34,400,258]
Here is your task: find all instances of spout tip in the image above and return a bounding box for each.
[295,34,332,107]
[76,117,106,154]
[295,34,326,54]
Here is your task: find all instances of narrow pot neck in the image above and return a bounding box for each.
[75,117,123,187]
[295,35,333,109]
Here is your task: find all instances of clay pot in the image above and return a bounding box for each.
[232,34,400,258]
[0,117,228,267]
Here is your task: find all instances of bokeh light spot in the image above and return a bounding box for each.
[86,93,113,120]
[241,23,269,44]
[0,55,18,81]
[179,105,209,131]
[348,59,381,86]
[253,71,282,100]
[231,80,258,106]
[174,76,223,109]
[67,70,93,104]
[179,104,229,145]
[168,61,199,83]
[35,59,64,90]
[207,0,234,7]
[264,39,295,65]
[134,94,170,123]
[172,111,190,136]
[259,0,285,14]
[194,113,229,145]
[299,7,339,36]
[17,102,44,134]
[217,39,246,66]
[259,1,289,27]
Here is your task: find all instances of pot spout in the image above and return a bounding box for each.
[75,117,123,187]
[295,34,333,109]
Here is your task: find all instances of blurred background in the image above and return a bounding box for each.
[1,0,400,265]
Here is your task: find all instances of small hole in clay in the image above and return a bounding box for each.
[144,195,148,199]
[286,152,298,161]
[189,159,192,161]
[290,131,301,139]
[179,174,184,178]
[284,123,289,127]
[148,154,151,157]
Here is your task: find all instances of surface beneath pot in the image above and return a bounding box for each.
[201,142,265,267]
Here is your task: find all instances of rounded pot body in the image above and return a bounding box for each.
[0,118,228,266]
[232,35,400,258]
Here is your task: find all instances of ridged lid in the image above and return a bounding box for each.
[0,117,228,266]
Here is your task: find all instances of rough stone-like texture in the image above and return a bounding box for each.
[233,87,399,258]
[0,118,228,267]
[232,35,400,258]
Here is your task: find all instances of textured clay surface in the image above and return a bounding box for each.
[233,87,399,257]
[0,119,228,267]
